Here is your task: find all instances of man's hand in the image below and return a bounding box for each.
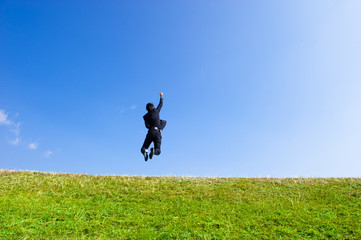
[160,92,163,97]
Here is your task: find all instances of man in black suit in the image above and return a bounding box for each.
[141,92,166,161]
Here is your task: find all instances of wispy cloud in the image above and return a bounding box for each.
[1,110,22,147]
[28,142,39,150]
[0,110,12,125]
[44,150,53,158]
[118,105,137,114]
[1,109,52,154]
[10,122,21,136]
[9,137,20,146]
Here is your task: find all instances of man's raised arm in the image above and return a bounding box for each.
[156,92,163,111]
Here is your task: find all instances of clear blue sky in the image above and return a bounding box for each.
[1,1,361,177]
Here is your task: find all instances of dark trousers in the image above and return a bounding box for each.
[141,129,162,155]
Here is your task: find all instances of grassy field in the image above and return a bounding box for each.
[0,170,360,239]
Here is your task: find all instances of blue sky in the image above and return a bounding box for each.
[1,0,361,177]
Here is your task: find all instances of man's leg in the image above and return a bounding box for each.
[153,132,162,155]
[141,134,152,160]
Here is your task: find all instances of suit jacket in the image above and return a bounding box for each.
[143,97,166,130]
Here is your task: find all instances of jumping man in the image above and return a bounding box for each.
[141,92,166,161]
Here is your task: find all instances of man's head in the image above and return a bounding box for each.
[146,103,154,112]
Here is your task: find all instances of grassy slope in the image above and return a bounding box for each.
[0,170,360,239]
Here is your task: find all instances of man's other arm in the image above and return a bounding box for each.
[156,92,163,112]
[144,116,150,129]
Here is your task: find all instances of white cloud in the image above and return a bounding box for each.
[0,110,12,125]
[9,138,20,146]
[130,105,137,110]
[44,150,53,158]
[28,142,39,150]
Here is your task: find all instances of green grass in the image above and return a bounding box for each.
[0,170,360,239]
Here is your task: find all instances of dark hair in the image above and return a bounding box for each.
[146,103,154,111]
